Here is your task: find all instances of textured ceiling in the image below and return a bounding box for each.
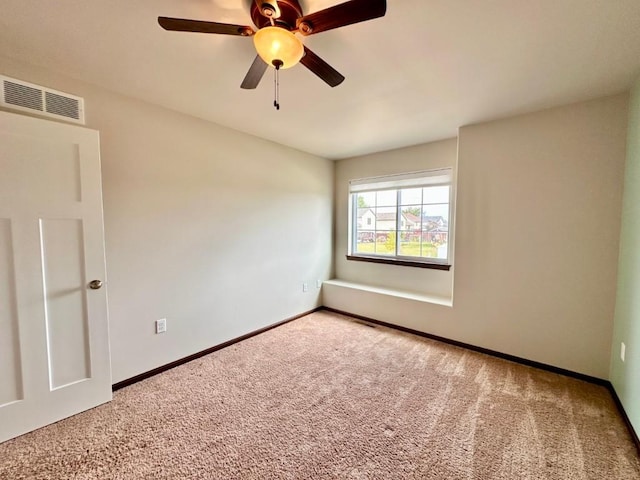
[1,0,640,159]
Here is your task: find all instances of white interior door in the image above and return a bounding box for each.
[0,110,111,443]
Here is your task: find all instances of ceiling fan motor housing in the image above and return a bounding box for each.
[251,0,303,30]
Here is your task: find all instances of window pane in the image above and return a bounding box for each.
[375,207,396,231]
[375,231,396,255]
[357,192,375,208]
[400,188,421,205]
[376,190,397,207]
[356,208,375,229]
[421,241,441,259]
[400,206,422,231]
[422,204,449,229]
[423,185,449,204]
[422,204,449,259]
[399,230,420,257]
[355,230,375,254]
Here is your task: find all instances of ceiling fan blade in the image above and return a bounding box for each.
[254,0,281,19]
[296,0,386,36]
[300,46,345,87]
[158,17,254,36]
[241,55,269,89]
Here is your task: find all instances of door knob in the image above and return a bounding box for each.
[88,280,103,290]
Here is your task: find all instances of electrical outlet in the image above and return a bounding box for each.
[302,282,308,292]
[621,342,626,362]
[316,279,322,289]
[156,318,167,334]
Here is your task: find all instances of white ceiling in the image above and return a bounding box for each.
[1,0,640,159]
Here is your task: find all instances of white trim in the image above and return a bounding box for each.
[349,168,452,193]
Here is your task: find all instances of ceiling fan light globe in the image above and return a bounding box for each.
[253,26,304,69]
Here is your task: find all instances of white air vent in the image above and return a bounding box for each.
[0,75,85,124]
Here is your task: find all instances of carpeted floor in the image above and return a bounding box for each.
[1,310,639,479]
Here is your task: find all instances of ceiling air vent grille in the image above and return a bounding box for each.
[0,75,85,124]
[4,80,43,111]
[45,91,80,120]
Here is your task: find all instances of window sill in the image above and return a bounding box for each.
[346,255,451,271]
[323,279,453,307]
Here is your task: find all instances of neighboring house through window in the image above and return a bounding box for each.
[348,168,453,269]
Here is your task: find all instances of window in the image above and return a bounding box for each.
[348,168,453,269]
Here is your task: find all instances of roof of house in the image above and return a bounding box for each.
[423,215,448,225]
[403,212,421,224]
[376,212,396,221]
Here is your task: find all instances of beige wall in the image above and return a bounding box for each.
[1,56,334,383]
[327,95,628,379]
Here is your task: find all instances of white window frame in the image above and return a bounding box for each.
[347,168,454,270]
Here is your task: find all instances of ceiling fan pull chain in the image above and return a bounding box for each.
[273,67,279,110]
[273,60,283,110]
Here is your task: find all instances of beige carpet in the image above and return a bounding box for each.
[1,310,639,479]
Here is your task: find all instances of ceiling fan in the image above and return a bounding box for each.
[158,0,387,107]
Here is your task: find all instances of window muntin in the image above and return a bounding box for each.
[349,169,452,266]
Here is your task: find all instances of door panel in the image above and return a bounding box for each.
[0,111,111,443]
[0,133,82,205]
[40,218,91,389]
